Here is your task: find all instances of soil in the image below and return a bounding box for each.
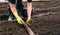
[0,1,60,35]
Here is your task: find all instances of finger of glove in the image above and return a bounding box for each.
[18,20,24,24]
[16,18,24,24]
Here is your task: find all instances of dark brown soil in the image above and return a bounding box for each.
[0,1,60,35]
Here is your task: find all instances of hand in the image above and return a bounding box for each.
[12,12,25,24]
[26,17,32,24]
[16,17,25,24]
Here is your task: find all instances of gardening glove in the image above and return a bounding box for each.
[27,19,32,23]
[26,18,33,25]
[13,12,25,24]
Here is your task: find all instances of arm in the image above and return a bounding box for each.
[9,3,19,18]
[9,3,24,24]
[8,0,24,24]
[26,0,32,22]
[8,0,19,18]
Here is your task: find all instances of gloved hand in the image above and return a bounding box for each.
[12,12,25,24]
[26,18,33,25]
[27,19,32,23]
[16,17,25,24]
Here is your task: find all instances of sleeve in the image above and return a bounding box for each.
[8,0,16,4]
[27,0,32,3]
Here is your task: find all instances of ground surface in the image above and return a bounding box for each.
[0,1,60,35]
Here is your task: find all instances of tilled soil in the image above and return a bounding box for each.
[0,1,60,35]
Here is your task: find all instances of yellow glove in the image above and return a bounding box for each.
[26,19,33,25]
[12,12,25,24]
[16,17,25,24]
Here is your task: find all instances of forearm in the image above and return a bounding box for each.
[10,3,17,13]
[9,3,19,18]
[27,2,32,18]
